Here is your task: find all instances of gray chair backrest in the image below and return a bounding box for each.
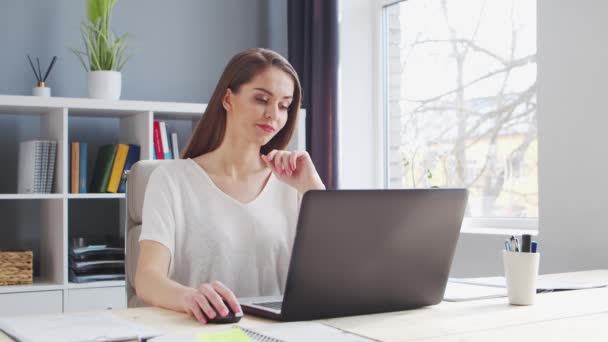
[125,160,166,307]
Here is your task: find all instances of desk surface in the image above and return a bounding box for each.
[2,270,608,342]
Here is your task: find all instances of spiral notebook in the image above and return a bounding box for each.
[194,327,284,342]
[240,322,375,341]
[150,322,375,342]
[238,327,285,342]
[148,327,281,342]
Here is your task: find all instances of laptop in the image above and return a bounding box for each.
[240,188,468,321]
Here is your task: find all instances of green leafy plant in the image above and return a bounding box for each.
[70,0,130,71]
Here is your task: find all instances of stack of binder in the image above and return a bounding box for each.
[17,140,57,193]
[68,244,125,283]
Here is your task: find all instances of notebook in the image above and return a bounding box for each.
[149,322,375,342]
[0,312,160,342]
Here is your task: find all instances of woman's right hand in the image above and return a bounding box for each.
[181,280,242,324]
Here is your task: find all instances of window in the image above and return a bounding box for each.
[383,0,537,230]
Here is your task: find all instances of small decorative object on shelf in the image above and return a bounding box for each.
[27,55,57,97]
[70,0,130,100]
[0,250,33,285]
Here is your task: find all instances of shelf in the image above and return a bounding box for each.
[0,280,126,293]
[0,194,63,200]
[0,280,64,294]
[0,96,209,314]
[67,193,125,199]
[0,95,206,117]
[66,280,126,289]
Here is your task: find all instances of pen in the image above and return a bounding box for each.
[514,238,520,252]
[531,241,538,253]
[521,234,532,253]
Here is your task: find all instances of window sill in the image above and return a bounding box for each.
[460,227,539,236]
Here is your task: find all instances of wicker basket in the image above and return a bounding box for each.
[0,251,33,285]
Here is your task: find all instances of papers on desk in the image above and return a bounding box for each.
[0,312,160,342]
[443,282,508,302]
[445,270,608,301]
[149,322,375,342]
[451,273,608,291]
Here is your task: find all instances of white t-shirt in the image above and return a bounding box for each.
[139,158,301,297]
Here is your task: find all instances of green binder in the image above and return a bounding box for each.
[90,144,118,193]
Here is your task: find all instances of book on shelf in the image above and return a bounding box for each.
[153,120,164,160]
[70,142,80,193]
[90,144,118,193]
[159,121,173,159]
[41,141,49,193]
[106,144,129,193]
[79,142,88,193]
[17,139,57,194]
[118,144,141,193]
[171,132,180,159]
[46,141,57,193]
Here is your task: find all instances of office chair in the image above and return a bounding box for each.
[125,160,166,307]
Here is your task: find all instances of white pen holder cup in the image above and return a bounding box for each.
[503,250,540,305]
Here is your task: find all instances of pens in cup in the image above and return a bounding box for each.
[504,236,539,253]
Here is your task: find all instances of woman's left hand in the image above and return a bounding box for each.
[262,150,326,193]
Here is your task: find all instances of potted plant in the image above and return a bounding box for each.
[70,0,129,100]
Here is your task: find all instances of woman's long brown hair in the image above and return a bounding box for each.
[181,48,302,159]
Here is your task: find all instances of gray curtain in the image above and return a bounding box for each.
[288,0,339,190]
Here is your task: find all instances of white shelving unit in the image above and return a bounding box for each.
[0,95,205,316]
[0,95,306,316]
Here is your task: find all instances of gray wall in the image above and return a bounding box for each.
[0,0,287,275]
[536,0,608,273]
[0,0,288,102]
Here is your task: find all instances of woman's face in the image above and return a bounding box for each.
[223,67,294,147]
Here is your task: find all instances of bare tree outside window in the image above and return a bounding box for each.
[385,0,537,219]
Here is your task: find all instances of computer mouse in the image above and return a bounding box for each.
[205,300,243,324]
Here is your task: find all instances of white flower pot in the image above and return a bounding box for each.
[88,71,121,100]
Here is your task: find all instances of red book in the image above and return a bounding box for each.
[153,121,164,160]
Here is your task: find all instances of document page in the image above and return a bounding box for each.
[0,312,160,342]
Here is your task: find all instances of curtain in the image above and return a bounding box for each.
[288,0,340,189]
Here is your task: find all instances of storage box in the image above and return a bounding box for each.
[0,251,33,285]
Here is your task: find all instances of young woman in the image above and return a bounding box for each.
[134,48,325,324]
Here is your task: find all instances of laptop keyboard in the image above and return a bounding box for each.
[254,301,283,310]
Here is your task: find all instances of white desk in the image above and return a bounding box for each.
[2,270,608,341]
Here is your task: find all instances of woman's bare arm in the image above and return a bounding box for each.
[134,240,242,324]
[134,240,195,312]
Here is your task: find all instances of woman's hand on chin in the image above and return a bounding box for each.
[262,150,326,193]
